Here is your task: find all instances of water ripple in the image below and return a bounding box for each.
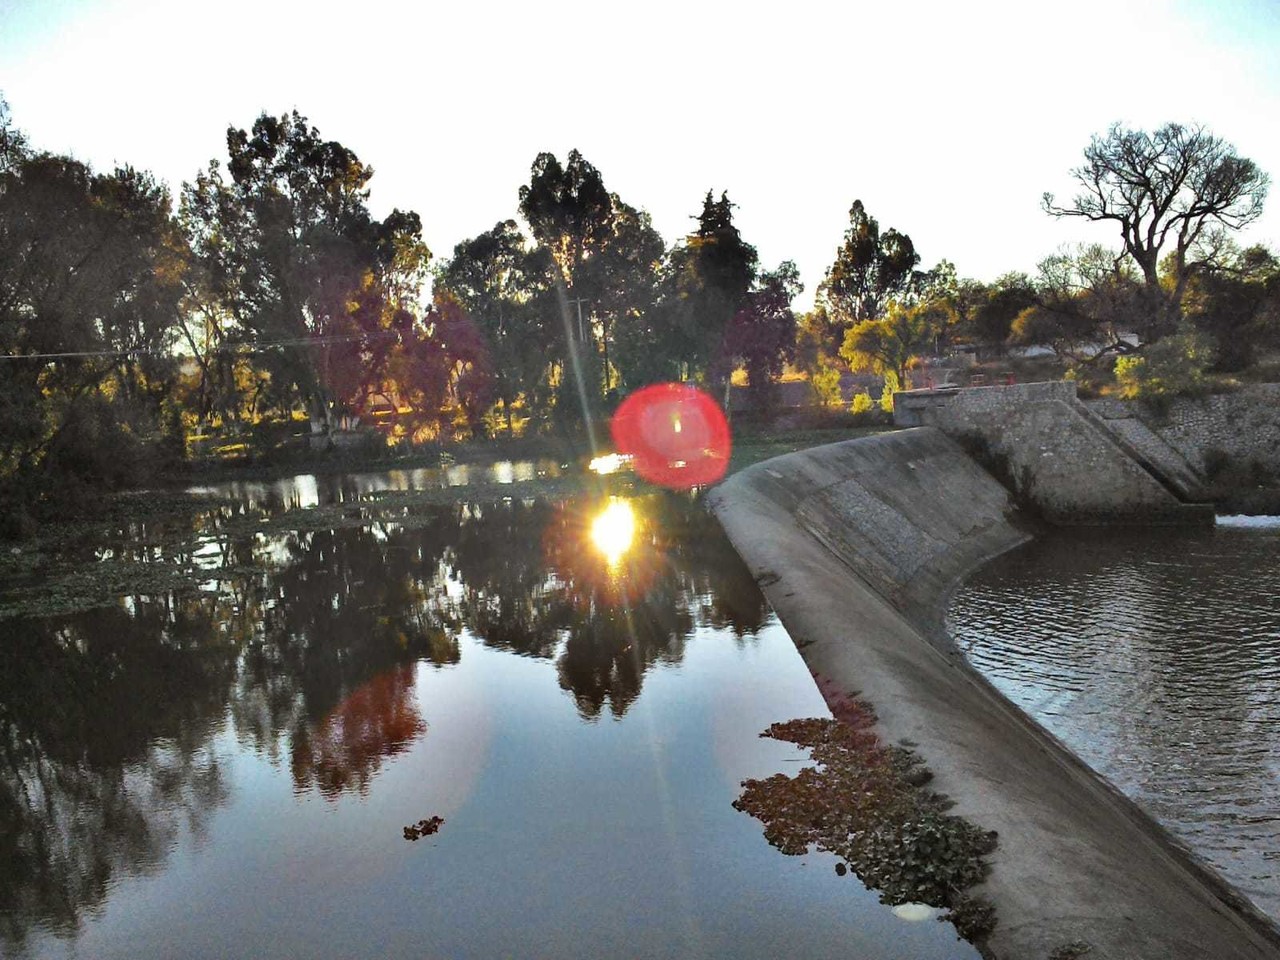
[949,525,1280,921]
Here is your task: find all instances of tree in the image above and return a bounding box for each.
[517,150,664,414]
[0,127,186,526]
[1010,244,1148,365]
[965,274,1036,354]
[1044,122,1269,336]
[181,111,431,438]
[640,191,758,386]
[819,200,920,326]
[1183,243,1280,371]
[839,301,941,384]
[436,220,557,433]
[794,303,845,406]
[722,262,802,409]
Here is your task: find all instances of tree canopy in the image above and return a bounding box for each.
[820,200,920,326]
[1044,122,1269,336]
[181,111,431,436]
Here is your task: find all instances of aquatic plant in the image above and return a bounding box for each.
[733,704,998,942]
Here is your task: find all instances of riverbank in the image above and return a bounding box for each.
[709,428,1280,960]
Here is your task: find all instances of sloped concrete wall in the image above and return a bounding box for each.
[1089,385,1280,477]
[710,428,1280,960]
[898,382,1211,523]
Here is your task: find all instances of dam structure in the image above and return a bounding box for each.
[709,398,1280,960]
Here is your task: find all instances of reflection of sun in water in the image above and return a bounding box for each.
[590,498,635,567]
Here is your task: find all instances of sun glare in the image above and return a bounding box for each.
[590,499,636,567]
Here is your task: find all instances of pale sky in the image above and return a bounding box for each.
[2,0,1278,310]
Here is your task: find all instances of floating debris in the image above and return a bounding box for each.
[403,816,444,841]
[733,704,998,943]
[892,902,936,922]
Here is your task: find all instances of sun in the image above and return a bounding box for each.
[590,498,636,567]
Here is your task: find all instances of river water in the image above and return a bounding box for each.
[948,517,1280,921]
[0,470,977,959]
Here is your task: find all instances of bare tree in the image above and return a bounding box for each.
[1044,123,1269,332]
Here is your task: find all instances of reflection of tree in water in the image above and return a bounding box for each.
[449,500,569,657]
[454,492,771,719]
[291,662,426,799]
[228,520,461,796]
[0,490,772,945]
[0,602,234,951]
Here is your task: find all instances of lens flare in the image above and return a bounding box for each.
[609,383,731,489]
[590,498,636,566]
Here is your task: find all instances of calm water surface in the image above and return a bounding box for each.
[1,468,976,959]
[949,518,1280,920]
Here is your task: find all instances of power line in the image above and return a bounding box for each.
[0,328,408,362]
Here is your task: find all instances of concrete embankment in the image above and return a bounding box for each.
[709,428,1280,960]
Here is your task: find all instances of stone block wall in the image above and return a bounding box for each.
[1086,385,1280,479]
[898,382,1210,524]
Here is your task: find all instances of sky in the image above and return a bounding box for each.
[2,0,1278,310]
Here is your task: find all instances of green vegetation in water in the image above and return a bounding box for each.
[733,703,998,944]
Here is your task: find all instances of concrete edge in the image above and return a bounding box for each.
[708,430,1280,960]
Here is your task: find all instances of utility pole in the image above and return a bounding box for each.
[567,297,588,344]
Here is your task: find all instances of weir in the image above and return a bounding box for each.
[709,428,1280,960]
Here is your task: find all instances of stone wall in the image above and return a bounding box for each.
[1087,384,1280,479]
[896,382,1211,524]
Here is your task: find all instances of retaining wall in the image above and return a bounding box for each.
[1088,384,1280,478]
[895,382,1212,523]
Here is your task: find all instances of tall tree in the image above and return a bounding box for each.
[1044,122,1269,336]
[651,191,758,385]
[181,111,431,437]
[517,150,664,416]
[820,200,920,326]
[436,220,556,433]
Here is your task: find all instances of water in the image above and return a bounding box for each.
[948,520,1280,920]
[0,470,976,959]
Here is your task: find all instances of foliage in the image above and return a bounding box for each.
[840,302,939,382]
[1183,244,1280,371]
[879,370,901,413]
[722,262,802,408]
[965,274,1036,353]
[1045,122,1269,336]
[633,190,759,389]
[0,113,187,526]
[181,110,432,436]
[1113,327,1213,400]
[517,150,664,413]
[850,390,875,415]
[811,360,844,407]
[1010,245,1151,365]
[435,220,557,433]
[819,199,920,325]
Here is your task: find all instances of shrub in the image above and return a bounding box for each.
[879,370,901,414]
[1114,328,1213,401]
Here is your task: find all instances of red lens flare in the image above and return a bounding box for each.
[609,383,731,489]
